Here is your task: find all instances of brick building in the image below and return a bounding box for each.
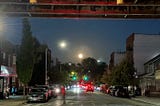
[0,37,17,99]
[126,33,160,96]
[109,51,126,70]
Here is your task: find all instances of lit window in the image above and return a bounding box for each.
[30,0,37,4]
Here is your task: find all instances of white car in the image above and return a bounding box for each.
[27,88,49,102]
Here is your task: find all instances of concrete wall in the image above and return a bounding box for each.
[114,52,126,65]
[133,34,160,75]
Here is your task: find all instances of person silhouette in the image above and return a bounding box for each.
[61,85,66,104]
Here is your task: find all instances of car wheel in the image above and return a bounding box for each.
[42,96,47,103]
[53,95,57,98]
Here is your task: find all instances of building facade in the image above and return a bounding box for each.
[0,37,17,99]
[109,51,126,70]
[126,33,160,76]
[140,54,160,96]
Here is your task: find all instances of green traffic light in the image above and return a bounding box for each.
[84,77,87,80]
[72,76,77,80]
[83,76,88,81]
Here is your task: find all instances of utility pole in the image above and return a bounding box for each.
[45,48,48,85]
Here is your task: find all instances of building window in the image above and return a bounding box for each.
[13,55,16,65]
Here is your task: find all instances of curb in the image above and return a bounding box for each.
[132,97,159,106]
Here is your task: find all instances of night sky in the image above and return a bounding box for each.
[1,17,160,63]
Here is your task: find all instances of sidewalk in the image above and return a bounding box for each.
[9,95,26,100]
[0,95,26,106]
[132,96,160,106]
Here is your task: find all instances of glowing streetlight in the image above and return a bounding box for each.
[59,41,67,48]
[97,59,101,63]
[78,53,83,59]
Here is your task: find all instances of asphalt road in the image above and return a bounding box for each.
[22,88,156,106]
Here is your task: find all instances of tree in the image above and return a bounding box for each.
[81,57,98,81]
[29,44,48,86]
[100,70,111,84]
[16,18,35,96]
[95,62,107,84]
[101,71,108,83]
[48,62,69,84]
[110,59,135,86]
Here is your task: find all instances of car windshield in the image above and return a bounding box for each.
[30,89,45,93]
[36,85,48,89]
[0,0,160,106]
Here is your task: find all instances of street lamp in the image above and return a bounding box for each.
[78,53,83,59]
[45,48,48,85]
[0,21,4,50]
[97,59,101,63]
[59,41,67,49]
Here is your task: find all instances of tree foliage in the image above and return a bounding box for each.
[48,64,69,85]
[100,70,111,84]
[29,44,48,86]
[81,57,98,81]
[16,18,35,86]
[110,59,135,86]
[82,57,97,72]
[95,62,107,84]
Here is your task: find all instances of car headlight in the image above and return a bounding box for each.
[55,88,60,93]
[27,95,31,98]
[39,94,45,98]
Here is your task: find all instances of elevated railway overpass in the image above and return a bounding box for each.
[0,0,160,19]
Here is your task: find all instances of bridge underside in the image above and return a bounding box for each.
[3,12,160,19]
[0,0,160,19]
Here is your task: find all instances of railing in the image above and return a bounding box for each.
[0,0,160,5]
[0,1,159,18]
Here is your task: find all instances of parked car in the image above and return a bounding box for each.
[85,84,94,92]
[109,86,117,96]
[106,86,113,94]
[115,86,129,98]
[35,85,52,98]
[100,84,108,93]
[109,85,127,97]
[49,85,61,98]
[135,87,141,96]
[50,84,61,96]
[27,88,49,102]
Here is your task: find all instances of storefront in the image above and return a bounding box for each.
[0,65,17,99]
[140,54,160,96]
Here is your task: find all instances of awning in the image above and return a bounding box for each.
[0,65,17,77]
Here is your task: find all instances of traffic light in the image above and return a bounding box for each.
[71,71,75,75]
[83,75,88,81]
[70,71,77,81]
[72,75,77,80]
